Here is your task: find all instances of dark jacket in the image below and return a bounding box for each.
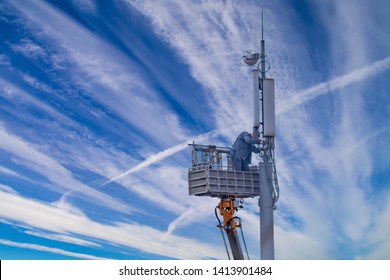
[232,131,259,166]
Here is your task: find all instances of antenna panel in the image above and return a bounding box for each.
[253,69,260,130]
[263,78,275,137]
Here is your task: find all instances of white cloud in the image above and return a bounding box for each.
[21,74,53,94]
[3,0,390,260]
[71,0,97,14]
[0,239,106,260]
[24,230,101,248]
[275,227,330,259]
[126,0,268,139]
[0,189,226,259]
[8,0,195,148]
[0,125,130,213]
[122,0,390,260]
[11,38,46,60]
[0,54,11,66]
[0,183,18,194]
[275,0,390,259]
[0,166,29,181]
[0,77,76,128]
[277,56,390,115]
[103,130,216,185]
[103,141,189,185]
[363,191,390,259]
[164,199,216,237]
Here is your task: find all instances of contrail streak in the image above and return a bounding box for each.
[344,125,390,155]
[277,56,390,114]
[101,130,217,186]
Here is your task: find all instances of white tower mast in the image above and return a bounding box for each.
[241,11,279,260]
[188,11,278,261]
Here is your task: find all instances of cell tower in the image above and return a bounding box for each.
[188,11,279,260]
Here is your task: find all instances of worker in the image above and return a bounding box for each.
[231,131,260,171]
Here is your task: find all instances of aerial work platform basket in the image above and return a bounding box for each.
[188,143,260,198]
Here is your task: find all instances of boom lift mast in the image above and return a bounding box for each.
[217,198,246,260]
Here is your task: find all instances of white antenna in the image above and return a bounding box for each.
[260,10,266,81]
[262,10,264,40]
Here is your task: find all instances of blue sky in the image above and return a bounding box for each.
[1,0,390,260]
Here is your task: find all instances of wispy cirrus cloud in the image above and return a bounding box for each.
[70,0,97,15]
[0,166,32,182]
[0,125,130,213]
[7,0,196,148]
[277,0,390,259]
[121,0,390,260]
[0,188,225,259]
[24,230,102,248]
[277,56,390,115]
[102,129,217,185]
[2,0,390,261]
[0,184,18,195]
[10,39,47,61]
[126,0,265,139]
[0,239,107,260]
